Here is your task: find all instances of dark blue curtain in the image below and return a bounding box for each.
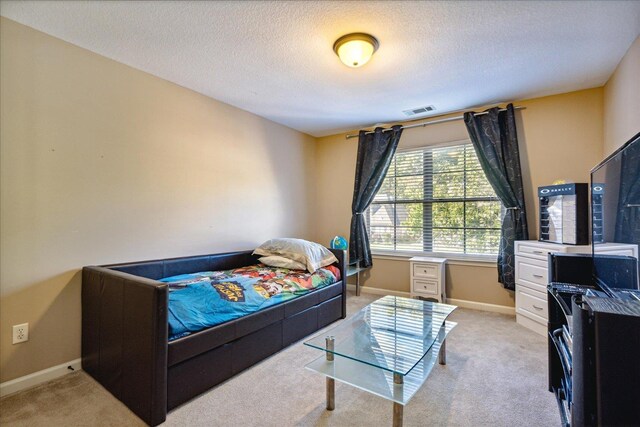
[349,126,403,268]
[464,104,528,289]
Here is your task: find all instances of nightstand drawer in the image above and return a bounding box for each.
[412,279,438,295]
[412,263,439,279]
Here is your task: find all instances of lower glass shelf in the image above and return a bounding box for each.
[305,321,456,405]
[346,265,368,277]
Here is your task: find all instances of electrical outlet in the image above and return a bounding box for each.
[12,323,29,344]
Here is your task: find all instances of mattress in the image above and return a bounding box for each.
[161,264,341,340]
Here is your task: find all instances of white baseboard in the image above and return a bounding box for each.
[347,284,411,298]
[347,285,515,315]
[446,298,515,315]
[0,358,82,398]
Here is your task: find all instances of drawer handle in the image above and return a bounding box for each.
[532,274,544,278]
[532,305,544,311]
[532,250,545,254]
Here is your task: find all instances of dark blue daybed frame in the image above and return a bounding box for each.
[82,248,347,426]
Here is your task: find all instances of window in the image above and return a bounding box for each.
[366,141,502,256]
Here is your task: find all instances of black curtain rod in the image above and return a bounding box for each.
[345,106,525,139]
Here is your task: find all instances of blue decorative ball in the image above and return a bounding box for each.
[330,235,348,250]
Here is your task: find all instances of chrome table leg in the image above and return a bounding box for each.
[393,373,404,427]
[326,336,335,410]
[439,339,446,365]
[326,378,335,411]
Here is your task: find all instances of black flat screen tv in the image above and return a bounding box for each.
[591,131,640,291]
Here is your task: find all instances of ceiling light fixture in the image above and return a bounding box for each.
[333,33,379,68]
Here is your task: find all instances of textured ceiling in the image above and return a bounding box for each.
[1,1,639,137]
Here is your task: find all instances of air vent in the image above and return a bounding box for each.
[402,105,436,117]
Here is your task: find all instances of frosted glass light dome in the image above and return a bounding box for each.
[333,33,379,68]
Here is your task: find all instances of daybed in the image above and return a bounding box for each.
[82,248,346,426]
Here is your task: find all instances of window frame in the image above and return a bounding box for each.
[366,139,502,262]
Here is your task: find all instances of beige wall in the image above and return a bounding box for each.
[0,18,316,382]
[0,16,618,384]
[315,88,604,307]
[604,35,640,156]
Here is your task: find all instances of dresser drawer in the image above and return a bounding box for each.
[515,242,557,261]
[516,257,548,292]
[518,260,547,285]
[594,246,638,257]
[412,263,439,280]
[516,288,548,321]
[412,279,438,295]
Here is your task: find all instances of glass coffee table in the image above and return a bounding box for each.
[304,295,457,427]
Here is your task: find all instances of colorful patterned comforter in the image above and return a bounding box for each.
[161,264,341,340]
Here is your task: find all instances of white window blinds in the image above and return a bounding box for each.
[366,142,502,255]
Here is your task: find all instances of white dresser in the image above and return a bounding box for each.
[514,240,639,336]
[593,242,639,258]
[515,241,590,335]
[409,257,447,302]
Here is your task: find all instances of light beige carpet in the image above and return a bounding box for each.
[1,292,558,426]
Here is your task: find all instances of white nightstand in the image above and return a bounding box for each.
[409,257,447,302]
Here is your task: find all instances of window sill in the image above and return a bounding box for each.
[371,251,497,267]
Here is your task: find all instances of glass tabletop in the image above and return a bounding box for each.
[304,295,457,376]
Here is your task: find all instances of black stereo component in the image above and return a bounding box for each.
[548,254,640,427]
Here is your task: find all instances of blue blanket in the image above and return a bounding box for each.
[161,264,341,340]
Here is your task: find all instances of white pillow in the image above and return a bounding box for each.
[258,255,306,271]
[253,238,338,273]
